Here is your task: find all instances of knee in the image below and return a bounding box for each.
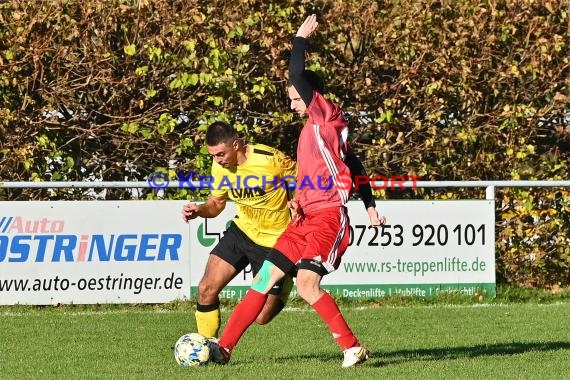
[296,282,320,305]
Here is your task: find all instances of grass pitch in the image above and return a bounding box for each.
[1,301,570,379]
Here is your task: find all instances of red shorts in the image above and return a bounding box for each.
[273,206,350,273]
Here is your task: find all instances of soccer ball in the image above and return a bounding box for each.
[173,333,210,366]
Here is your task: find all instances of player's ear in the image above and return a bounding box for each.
[231,138,240,151]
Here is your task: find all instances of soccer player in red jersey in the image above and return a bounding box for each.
[210,14,385,367]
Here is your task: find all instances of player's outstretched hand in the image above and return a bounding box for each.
[182,203,200,222]
[367,207,386,227]
[296,14,318,39]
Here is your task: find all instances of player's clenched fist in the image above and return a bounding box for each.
[182,203,200,222]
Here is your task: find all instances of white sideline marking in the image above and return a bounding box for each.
[0,309,177,317]
[0,302,567,317]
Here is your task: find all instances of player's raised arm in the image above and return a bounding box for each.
[289,15,318,107]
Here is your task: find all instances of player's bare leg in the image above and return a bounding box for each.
[295,268,323,304]
[196,254,238,338]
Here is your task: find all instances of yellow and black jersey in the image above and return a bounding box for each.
[210,144,296,247]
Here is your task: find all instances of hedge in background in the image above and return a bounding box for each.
[0,0,568,286]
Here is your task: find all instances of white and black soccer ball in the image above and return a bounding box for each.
[174,333,210,366]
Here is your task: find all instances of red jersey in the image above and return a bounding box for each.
[296,92,351,214]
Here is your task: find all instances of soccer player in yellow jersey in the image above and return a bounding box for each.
[182,121,296,338]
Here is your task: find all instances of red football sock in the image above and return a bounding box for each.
[219,289,267,351]
[312,292,359,350]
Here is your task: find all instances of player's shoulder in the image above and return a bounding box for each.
[248,144,292,171]
[308,92,341,119]
[250,144,282,158]
[309,92,335,110]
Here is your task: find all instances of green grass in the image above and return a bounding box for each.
[2,298,570,379]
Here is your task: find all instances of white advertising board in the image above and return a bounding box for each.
[0,201,190,305]
[188,200,496,299]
